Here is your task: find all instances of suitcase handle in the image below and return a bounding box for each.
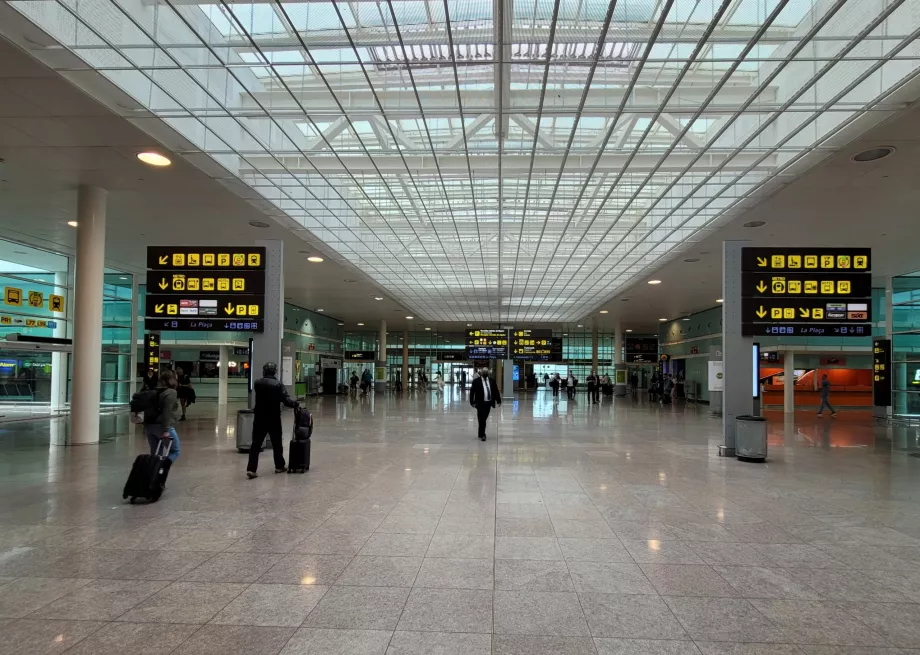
[155,436,172,458]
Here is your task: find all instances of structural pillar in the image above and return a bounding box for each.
[128,275,138,399]
[721,240,754,455]
[783,350,794,414]
[502,357,513,400]
[50,271,70,413]
[591,318,599,371]
[876,276,893,419]
[249,239,283,407]
[614,324,627,396]
[401,330,409,391]
[218,344,229,405]
[70,185,107,444]
[375,319,387,393]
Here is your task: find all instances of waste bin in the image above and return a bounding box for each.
[735,415,767,461]
[236,409,259,453]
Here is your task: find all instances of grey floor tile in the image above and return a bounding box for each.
[322,514,386,534]
[414,557,493,589]
[559,538,633,563]
[359,533,432,558]
[223,530,311,554]
[789,568,910,602]
[695,644,803,654]
[862,568,920,602]
[689,543,776,568]
[666,523,737,543]
[183,552,283,583]
[664,597,787,643]
[304,585,410,630]
[387,631,491,654]
[62,622,200,655]
[169,528,249,552]
[117,581,249,624]
[300,531,371,556]
[433,515,495,536]
[749,599,887,646]
[606,521,677,541]
[595,638,703,654]
[493,634,598,654]
[494,590,589,636]
[623,540,706,564]
[376,514,440,535]
[497,503,550,519]
[580,593,688,640]
[280,628,392,655]
[396,587,492,633]
[29,579,169,621]
[259,554,352,586]
[495,559,574,592]
[838,601,920,648]
[496,517,556,537]
[641,564,740,598]
[799,646,920,654]
[40,548,141,578]
[0,577,92,618]
[754,545,847,569]
[568,561,657,594]
[0,618,104,655]
[171,625,295,655]
[425,534,494,559]
[713,566,823,600]
[210,583,329,627]
[552,519,616,539]
[813,545,913,570]
[495,536,563,560]
[724,524,805,545]
[337,556,422,587]
[105,550,215,581]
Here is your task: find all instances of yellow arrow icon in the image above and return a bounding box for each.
[158,279,168,290]
[755,281,767,293]
[158,255,168,265]
[154,303,165,314]
[756,306,767,318]
[756,257,767,267]
[224,303,235,315]
[799,308,810,318]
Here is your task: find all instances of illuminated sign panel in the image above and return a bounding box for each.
[873,339,891,407]
[466,328,508,359]
[511,329,555,360]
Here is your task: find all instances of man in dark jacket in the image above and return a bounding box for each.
[469,367,501,441]
[247,362,299,479]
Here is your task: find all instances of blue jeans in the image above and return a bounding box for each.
[144,424,180,463]
[817,398,836,414]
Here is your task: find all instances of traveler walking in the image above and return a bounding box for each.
[142,367,158,391]
[550,373,561,400]
[175,366,195,421]
[246,362,299,479]
[143,370,181,463]
[587,370,600,404]
[470,367,501,441]
[817,374,837,417]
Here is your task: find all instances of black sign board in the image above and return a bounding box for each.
[741,248,871,273]
[234,347,250,356]
[741,247,871,338]
[742,323,870,338]
[438,351,468,361]
[511,328,554,359]
[144,246,267,332]
[144,333,160,370]
[626,337,658,363]
[345,350,376,361]
[199,350,220,362]
[144,318,263,332]
[760,351,780,363]
[873,339,892,407]
[742,272,872,299]
[466,328,509,359]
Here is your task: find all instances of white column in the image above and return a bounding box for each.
[249,239,283,407]
[375,319,387,392]
[402,330,409,390]
[218,344,229,405]
[50,271,69,412]
[129,276,138,398]
[70,185,107,445]
[783,350,794,414]
[591,318,599,371]
[721,240,754,454]
[614,323,627,396]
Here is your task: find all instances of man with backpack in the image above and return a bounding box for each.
[136,370,181,463]
[247,362,299,479]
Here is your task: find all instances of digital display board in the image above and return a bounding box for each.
[873,339,892,407]
[466,328,508,359]
[345,351,377,361]
[438,351,468,361]
[145,333,160,370]
[625,338,658,363]
[741,247,871,338]
[144,246,266,332]
[511,328,554,360]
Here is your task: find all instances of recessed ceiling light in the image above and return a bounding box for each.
[67,221,78,227]
[659,318,668,322]
[599,310,609,314]
[248,220,270,228]
[852,146,895,162]
[682,317,691,321]
[316,308,324,312]
[625,329,633,332]
[136,151,171,167]
[375,297,384,301]
[577,324,583,328]
[337,322,344,326]
[647,280,662,285]
[307,256,323,263]
[119,276,128,280]
[425,327,431,331]
[563,333,568,336]
[466,323,472,327]
[357,322,364,326]
[684,258,700,263]
[716,298,724,303]
[743,221,765,228]
[406,315,414,319]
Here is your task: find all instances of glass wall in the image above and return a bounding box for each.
[892,274,920,415]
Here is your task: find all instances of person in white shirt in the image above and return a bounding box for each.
[469,368,502,441]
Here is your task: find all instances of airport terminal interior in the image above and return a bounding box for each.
[4,0,920,653]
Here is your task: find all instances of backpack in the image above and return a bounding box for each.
[130,389,162,417]
[293,406,313,441]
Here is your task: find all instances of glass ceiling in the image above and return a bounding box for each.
[10,0,920,321]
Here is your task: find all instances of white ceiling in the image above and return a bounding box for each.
[0,0,920,334]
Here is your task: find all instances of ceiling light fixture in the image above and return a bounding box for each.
[577,324,583,328]
[307,256,324,263]
[248,220,269,228]
[425,327,431,331]
[684,258,700,263]
[337,322,344,326]
[852,146,895,162]
[716,298,724,303]
[375,297,384,301]
[406,315,414,319]
[600,310,609,314]
[647,280,662,285]
[136,151,171,167]
[625,329,633,332]
[316,308,324,312]
[357,322,364,326]
[659,318,668,322]
[743,221,765,228]
[67,221,78,227]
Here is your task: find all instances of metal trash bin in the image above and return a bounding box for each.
[236,409,259,453]
[735,415,767,461]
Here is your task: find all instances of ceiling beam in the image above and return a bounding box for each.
[511,114,554,150]
[444,113,493,149]
[303,116,349,150]
[493,0,512,141]
[369,115,421,149]
[656,113,703,150]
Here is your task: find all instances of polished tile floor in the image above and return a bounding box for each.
[2,389,920,654]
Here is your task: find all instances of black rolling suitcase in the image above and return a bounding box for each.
[288,407,312,474]
[123,438,172,503]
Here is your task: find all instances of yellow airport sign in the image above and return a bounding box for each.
[50,294,65,312]
[28,291,43,308]
[5,287,22,306]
